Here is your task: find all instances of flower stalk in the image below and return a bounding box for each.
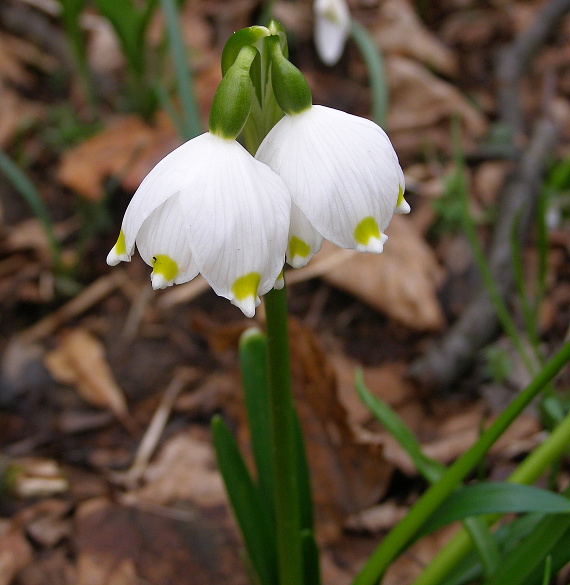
[264,286,304,585]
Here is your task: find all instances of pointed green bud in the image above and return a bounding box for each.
[267,36,312,115]
[221,26,270,75]
[209,45,259,140]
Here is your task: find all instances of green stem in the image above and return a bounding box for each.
[264,286,303,585]
[352,339,570,585]
[412,400,570,585]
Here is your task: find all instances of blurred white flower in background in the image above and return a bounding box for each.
[314,0,351,66]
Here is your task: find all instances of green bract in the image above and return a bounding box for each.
[209,45,259,140]
[267,36,312,115]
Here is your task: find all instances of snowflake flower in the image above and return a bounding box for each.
[107,132,291,317]
[256,104,408,268]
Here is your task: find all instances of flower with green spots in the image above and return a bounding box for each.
[255,104,409,268]
[106,132,291,317]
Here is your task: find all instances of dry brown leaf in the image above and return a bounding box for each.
[288,318,393,540]
[0,526,33,585]
[4,219,53,260]
[332,354,412,428]
[0,33,37,87]
[125,430,226,508]
[382,525,458,585]
[322,215,445,330]
[0,83,43,149]
[375,0,458,76]
[57,113,179,201]
[44,328,128,420]
[345,501,408,533]
[386,56,487,136]
[75,496,246,585]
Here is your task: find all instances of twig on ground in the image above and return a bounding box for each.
[497,0,570,141]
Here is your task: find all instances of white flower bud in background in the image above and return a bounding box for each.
[314,0,351,66]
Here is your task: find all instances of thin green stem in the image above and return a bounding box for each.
[349,20,388,126]
[159,0,202,140]
[264,286,303,585]
[352,339,570,585]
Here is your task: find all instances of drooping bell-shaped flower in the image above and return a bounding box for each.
[256,38,409,268]
[106,46,291,318]
[314,0,351,66]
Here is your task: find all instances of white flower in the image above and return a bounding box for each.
[107,132,291,317]
[255,105,408,268]
[314,0,351,66]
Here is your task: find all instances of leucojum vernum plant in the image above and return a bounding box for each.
[106,20,570,585]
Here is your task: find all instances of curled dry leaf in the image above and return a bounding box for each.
[57,113,179,201]
[322,215,445,331]
[44,328,128,420]
[375,0,458,76]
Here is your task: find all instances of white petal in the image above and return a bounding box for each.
[256,105,402,253]
[314,0,350,66]
[287,203,323,268]
[135,193,199,287]
[178,135,290,315]
[106,246,130,266]
[120,133,211,255]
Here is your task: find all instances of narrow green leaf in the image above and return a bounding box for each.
[440,514,544,585]
[349,20,388,126]
[420,483,570,537]
[540,555,552,585]
[239,328,275,519]
[301,529,321,585]
[521,529,570,585]
[159,0,202,139]
[293,408,314,533]
[484,513,570,585]
[211,416,278,585]
[462,517,500,577]
[355,370,445,484]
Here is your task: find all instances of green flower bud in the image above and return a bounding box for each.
[209,45,259,140]
[267,36,312,115]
